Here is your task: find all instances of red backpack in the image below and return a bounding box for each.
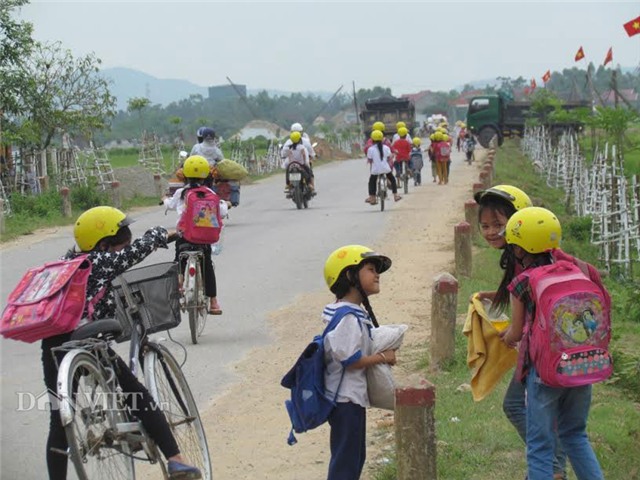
[177,186,222,244]
[526,260,612,388]
[435,142,451,162]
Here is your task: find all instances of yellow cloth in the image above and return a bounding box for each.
[462,294,518,402]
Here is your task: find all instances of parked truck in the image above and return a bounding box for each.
[359,95,416,140]
[466,93,589,148]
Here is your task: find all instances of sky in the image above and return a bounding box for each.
[18,1,640,96]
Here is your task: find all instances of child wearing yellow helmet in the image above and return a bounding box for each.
[362,122,392,155]
[163,155,227,315]
[366,130,402,204]
[409,137,425,186]
[281,130,314,194]
[500,208,606,479]
[322,245,397,480]
[44,207,202,479]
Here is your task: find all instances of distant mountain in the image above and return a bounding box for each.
[100,67,336,111]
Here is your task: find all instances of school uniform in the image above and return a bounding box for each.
[322,301,373,480]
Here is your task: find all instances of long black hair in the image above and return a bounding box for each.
[330,260,380,327]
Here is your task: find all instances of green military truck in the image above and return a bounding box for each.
[466,93,589,148]
[359,95,416,140]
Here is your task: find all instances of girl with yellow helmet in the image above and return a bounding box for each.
[321,245,397,480]
[365,130,402,204]
[362,122,391,155]
[281,130,314,194]
[501,208,605,479]
[44,207,202,479]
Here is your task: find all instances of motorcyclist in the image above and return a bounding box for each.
[190,127,223,167]
[282,131,314,194]
[289,122,316,161]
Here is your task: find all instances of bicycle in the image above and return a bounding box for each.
[53,262,212,480]
[397,160,411,194]
[377,173,388,212]
[178,244,210,345]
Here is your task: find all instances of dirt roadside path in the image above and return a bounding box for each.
[200,148,483,480]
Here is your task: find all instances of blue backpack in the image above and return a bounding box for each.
[281,306,361,445]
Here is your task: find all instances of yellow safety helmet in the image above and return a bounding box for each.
[505,207,561,253]
[442,134,450,142]
[290,131,302,143]
[324,245,392,289]
[461,122,466,128]
[474,184,533,211]
[183,155,210,179]
[429,133,436,141]
[372,121,386,132]
[413,137,421,146]
[74,206,133,252]
[433,132,443,142]
[396,121,407,130]
[398,127,408,137]
[371,129,384,141]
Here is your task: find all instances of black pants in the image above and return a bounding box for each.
[42,333,179,480]
[328,402,366,480]
[285,164,313,186]
[368,173,397,196]
[175,238,217,298]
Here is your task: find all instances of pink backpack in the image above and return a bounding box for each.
[178,186,222,244]
[526,260,612,388]
[0,255,95,343]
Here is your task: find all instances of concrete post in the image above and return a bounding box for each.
[60,187,72,218]
[153,174,163,198]
[111,181,122,209]
[0,199,4,234]
[396,379,437,480]
[464,200,479,240]
[479,170,490,189]
[430,272,458,367]
[472,182,484,197]
[455,222,472,277]
[481,164,493,186]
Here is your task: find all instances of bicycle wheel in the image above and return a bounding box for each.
[403,169,409,194]
[189,263,207,345]
[378,176,386,212]
[144,343,212,480]
[58,351,135,480]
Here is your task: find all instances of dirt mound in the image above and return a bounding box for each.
[314,138,359,161]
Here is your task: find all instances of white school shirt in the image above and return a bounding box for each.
[366,143,392,175]
[281,143,310,169]
[163,186,229,229]
[190,140,223,166]
[392,133,413,143]
[280,136,316,159]
[322,301,373,407]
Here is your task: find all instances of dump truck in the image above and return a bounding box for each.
[359,95,416,140]
[466,93,589,148]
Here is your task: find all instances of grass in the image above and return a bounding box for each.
[370,137,640,480]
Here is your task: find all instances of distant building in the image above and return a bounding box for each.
[208,84,246,101]
[234,120,283,140]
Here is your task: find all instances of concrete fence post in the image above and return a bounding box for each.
[153,174,164,199]
[396,379,437,480]
[454,222,472,277]
[464,200,479,240]
[60,187,72,218]
[479,170,490,189]
[472,182,484,197]
[483,159,495,177]
[0,199,5,234]
[430,272,458,367]
[481,164,493,186]
[111,181,122,209]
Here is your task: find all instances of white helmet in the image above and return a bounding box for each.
[290,122,303,132]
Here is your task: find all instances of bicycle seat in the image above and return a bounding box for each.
[70,319,123,341]
[178,242,205,254]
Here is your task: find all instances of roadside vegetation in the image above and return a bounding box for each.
[372,140,640,480]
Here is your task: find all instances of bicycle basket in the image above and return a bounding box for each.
[112,262,181,343]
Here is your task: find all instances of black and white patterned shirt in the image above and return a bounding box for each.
[64,227,168,320]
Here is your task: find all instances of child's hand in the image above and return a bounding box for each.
[378,349,397,366]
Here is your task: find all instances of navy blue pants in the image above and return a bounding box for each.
[327,402,366,480]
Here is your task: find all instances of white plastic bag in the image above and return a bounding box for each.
[367,324,408,410]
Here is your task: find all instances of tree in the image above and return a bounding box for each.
[356,86,393,104]
[19,41,116,148]
[0,0,35,143]
[127,96,151,132]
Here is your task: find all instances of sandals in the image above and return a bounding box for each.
[208,300,222,315]
[394,195,402,202]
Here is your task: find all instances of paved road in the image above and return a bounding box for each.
[0,156,405,478]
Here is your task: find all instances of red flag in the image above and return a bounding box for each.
[530,78,537,90]
[542,70,551,83]
[603,47,613,66]
[623,15,640,37]
[574,46,585,62]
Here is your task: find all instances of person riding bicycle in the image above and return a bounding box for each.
[362,121,391,154]
[41,206,202,480]
[190,127,223,167]
[281,131,315,194]
[410,137,425,186]
[391,127,413,183]
[163,155,226,315]
[365,129,401,204]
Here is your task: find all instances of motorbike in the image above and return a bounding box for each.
[286,162,314,210]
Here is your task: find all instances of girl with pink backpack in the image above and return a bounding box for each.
[500,207,608,480]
